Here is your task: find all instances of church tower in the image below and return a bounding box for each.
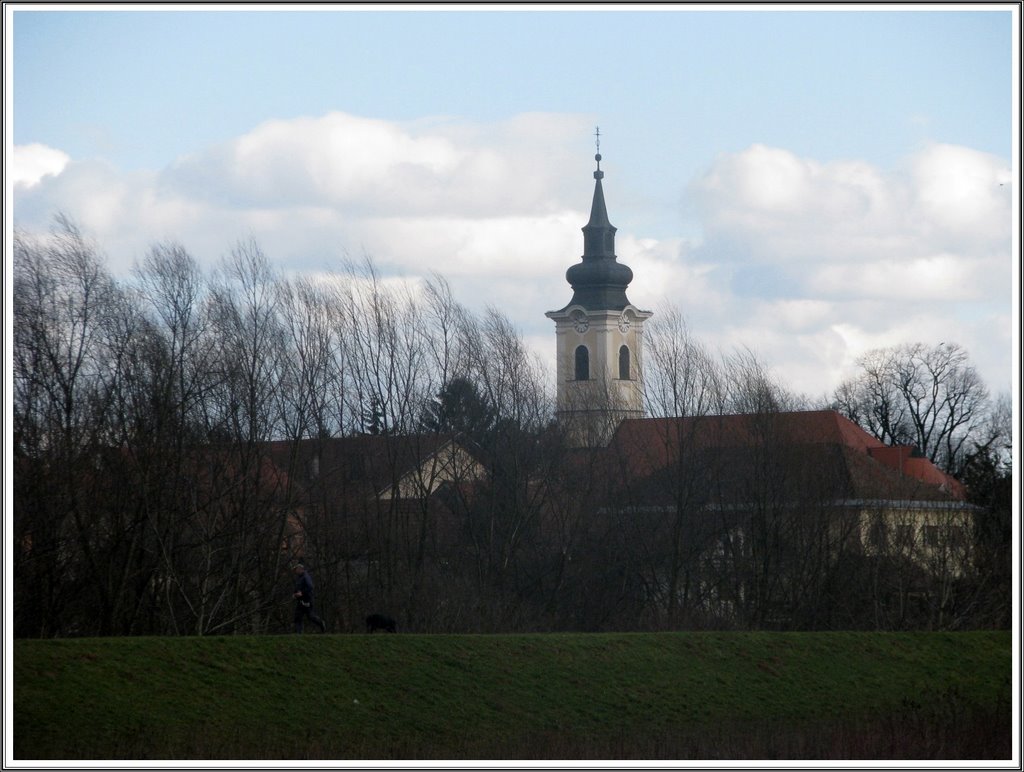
[546,144,652,447]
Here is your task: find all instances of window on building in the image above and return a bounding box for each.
[574,345,590,381]
[868,519,887,549]
[922,524,968,552]
[894,524,915,549]
[618,345,631,380]
[948,525,968,551]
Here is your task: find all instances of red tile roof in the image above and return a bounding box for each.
[602,410,965,503]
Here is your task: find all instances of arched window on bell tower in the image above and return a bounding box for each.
[574,345,590,381]
[618,345,631,380]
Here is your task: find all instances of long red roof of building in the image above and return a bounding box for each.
[603,410,966,502]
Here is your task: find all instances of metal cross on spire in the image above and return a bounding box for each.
[594,126,601,170]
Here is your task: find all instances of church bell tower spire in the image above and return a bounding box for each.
[546,133,653,447]
[583,141,615,258]
[565,133,634,311]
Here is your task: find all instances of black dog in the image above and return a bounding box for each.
[366,613,397,633]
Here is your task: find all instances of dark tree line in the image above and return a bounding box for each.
[12,217,1011,637]
[12,217,559,636]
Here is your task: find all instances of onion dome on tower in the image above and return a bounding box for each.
[563,152,635,311]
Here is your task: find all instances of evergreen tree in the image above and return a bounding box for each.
[420,377,496,441]
[362,396,386,435]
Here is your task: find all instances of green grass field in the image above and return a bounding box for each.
[13,630,1011,761]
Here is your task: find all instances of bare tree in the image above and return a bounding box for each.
[13,216,144,635]
[276,275,349,441]
[643,305,727,420]
[411,298,558,631]
[624,306,813,629]
[423,273,470,393]
[335,257,435,437]
[833,342,992,475]
[151,238,294,635]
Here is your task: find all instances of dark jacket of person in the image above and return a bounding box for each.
[294,570,314,606]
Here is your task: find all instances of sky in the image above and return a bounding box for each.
[6,3,1020,403]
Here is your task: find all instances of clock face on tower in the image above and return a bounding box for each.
[618,315,631,333]
[572,311,589,334]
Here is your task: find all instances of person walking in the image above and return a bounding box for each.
[292,563,327,633]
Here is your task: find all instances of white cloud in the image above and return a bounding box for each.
[161,111,587,218]
[690,142,1010,265]
[677,141,1012,395]
[354,211,581,279]
[12,143,70,187]
[10,119,1012,400]
[13,112,594,273]
[809,252,991,302]
[910,142,1015,247]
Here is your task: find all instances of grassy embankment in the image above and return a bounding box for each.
[14,630,1011,760]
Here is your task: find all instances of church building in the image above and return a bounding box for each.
[545,146,974,585]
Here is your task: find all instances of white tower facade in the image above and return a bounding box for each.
[546,150,652,447]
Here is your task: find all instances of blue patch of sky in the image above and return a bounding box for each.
[729,263,802,301]
[14,7,1011,181]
